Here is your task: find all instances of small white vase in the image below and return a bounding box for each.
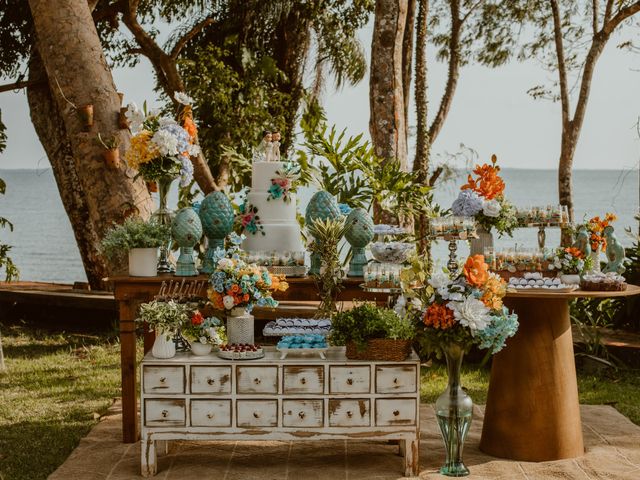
[151,332,176,359]
[129,248,158,277]
[190,341,212,356]
[590,249,601,273]
[560,274,580,285]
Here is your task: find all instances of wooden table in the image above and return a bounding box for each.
[109,275,388,443]
[479,285,640,462]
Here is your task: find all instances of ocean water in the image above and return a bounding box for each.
[0,168,638,283]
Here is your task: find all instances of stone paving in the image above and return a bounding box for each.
[49,401,640,479]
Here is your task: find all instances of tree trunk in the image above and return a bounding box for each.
[402,0,417,136]
[370,0,409,223]
[28,0,153,287]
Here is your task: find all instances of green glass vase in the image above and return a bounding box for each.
[435,343,473,477]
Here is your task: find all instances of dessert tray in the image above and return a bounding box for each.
[276,335,328,359]
[507,273,577,293]
[217,343,264,360]
[263,318,332,337]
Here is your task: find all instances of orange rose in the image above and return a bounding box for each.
[463,255,489,287]
[191,311,204,325]
[230,284,240,294]
[564,247,584,259]
[423,303,456,330]
[481,273,506,310]
[207,289,224,310]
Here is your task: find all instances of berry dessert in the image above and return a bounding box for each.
[217,343,264,360]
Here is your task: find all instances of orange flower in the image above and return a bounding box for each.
[207,289,224,310]
[564,247,584,259]
[587,213,617,251]
[191,311,204,325]
[243,293,250,302]
[269,274,289,292]
[463,255,489,287]
[461,154,505,200]
[423,303,456,330]
[229,284,240,294]
[481,273,506,310]
[182,115,198,140]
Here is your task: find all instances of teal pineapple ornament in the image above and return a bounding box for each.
[199,191,234,273]
[171,207,203,276]
[305,191,341,275]
[344,208,374,277]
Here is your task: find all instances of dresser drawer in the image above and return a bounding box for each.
[190,399,232,427]
[283,366,324,394]
[282,399,323,428]
[236,400,278,428]
[190,366,231,394]
[329,366,370,394]
[237,366,278,394]
[144,399,186,427]
[328,399,370,427]
[375,399,416,426]
[375,365,417,394]
[142,366,185,394]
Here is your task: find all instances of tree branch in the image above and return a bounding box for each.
[461,0,484,25]
[0,79,45,93]
[604,0,614,24]
[603,1,640,35]
[592,0,599,34]
[170,17,215,59]
[549,0,570,129]
[428,0,460,142]
[92,0,126,24]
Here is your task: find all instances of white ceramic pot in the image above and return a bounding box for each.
[151,332,176,359]
[128,248,158,276]
[590,249,601,273]
[190,341,212,356]
[227,308,254,345]
[560,274,581,285]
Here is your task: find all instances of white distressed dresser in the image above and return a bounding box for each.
[140,347,421,476]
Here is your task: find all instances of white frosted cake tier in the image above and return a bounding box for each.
[251,161,286,191]
[242,223,304,252]
[247,192,297,222]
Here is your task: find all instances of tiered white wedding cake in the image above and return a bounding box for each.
[242,161,304,253]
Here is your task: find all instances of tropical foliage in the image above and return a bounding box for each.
[100,217,171,260]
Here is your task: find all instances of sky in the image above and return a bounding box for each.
[0,22,638,171]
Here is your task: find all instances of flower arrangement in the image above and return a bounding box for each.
[138,300,190,337]
[124,92,199,186]
[237,202,264,236]
[181,310,226,346]
[451,155,518,236]
[100,217,170,260]
[411,255,519,356]
[550,247,593,275]
[267,163,300,203]
[586,213,617,251]
[207,234,288,312]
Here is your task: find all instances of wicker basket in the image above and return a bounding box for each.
[345,339,412,361]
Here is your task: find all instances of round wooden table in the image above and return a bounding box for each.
[479,285,640,462]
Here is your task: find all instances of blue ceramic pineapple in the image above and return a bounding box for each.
[344,208,374,277]
[172,207,203,276]
[305,191,341,275]
[199,191,234,273]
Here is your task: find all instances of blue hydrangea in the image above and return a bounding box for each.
[338,203,352,215]
[452,190,483,216]
[179,155,193,187]
[475,307,519,354]
[212,272,226,293]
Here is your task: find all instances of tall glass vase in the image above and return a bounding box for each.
[152,177,175,273]
[469,225,493,257]
[435,343,473,477]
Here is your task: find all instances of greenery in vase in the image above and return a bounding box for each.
[307,217,347,319]
[329,303,415,350]
[137,300,190,337]
[100,216,171,260]
[181,310,226,346]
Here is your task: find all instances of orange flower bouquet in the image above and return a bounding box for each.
[586,213,617,251]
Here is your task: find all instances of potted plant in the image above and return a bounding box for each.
[101,217,170,276]
[182,310,226,356]
[138,300,189,359]
[550,246,592,284]
[97,133,121,169]
[329,303,415,361]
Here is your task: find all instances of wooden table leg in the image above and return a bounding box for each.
[480,297,584,461]
[120,299,139,443]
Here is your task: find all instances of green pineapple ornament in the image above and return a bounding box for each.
[305,191,341,275]
[171,207,203,276]
[199,191,234,273]
[344,208,374,277]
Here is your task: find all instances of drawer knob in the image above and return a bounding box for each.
[207,378,215,385]
[393,410,400,417]
[346,378,353,385]
[300,377,306,385]
[346,411,353,418]
[161,410,168,418]
[393,378,398,384]
[253,412,261,418]
[298,411,306,419]
[159,377,166,383]
[207,413,214,419]
[254,378,261,384]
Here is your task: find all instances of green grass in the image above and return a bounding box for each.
[0,326,638,480]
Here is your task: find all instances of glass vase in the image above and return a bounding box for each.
[152,177,175,273]
[469,225,493,257]
[435,343,473,477]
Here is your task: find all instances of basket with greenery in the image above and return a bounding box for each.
[329,303,415,361]
[100,217,170,260]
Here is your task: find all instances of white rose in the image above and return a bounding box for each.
[222,295,235,310]
[447,296,491,334]
[428,270,451,290]
[483,199,502,218]
[217,258,233,270]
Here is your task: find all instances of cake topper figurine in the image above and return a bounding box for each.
[572,225,592,258]
[270,130,281,162]
[603,225,626,274]
[252,130,272,163]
